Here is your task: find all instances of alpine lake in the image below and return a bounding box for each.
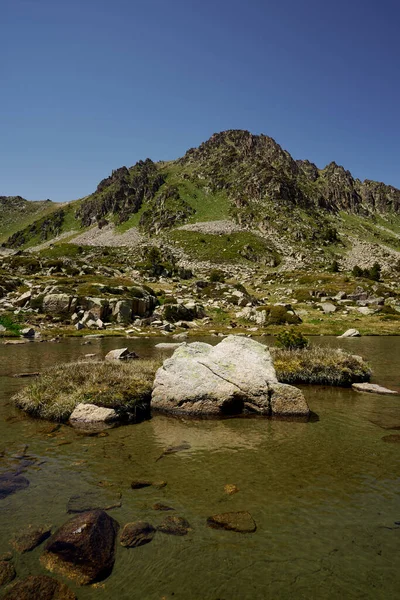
[0,335,399,600]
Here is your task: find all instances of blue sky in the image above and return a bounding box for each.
[1,0,399,201]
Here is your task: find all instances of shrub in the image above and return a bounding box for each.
[276,329,309,350]
[330,260,340,273]
[209,269,226,283]
[352,265,364,277]
[352,263,381,281]
[0,314,21,335]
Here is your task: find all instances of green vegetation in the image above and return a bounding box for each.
[0,196,58,244]
[276,329,309,350]
[209,269,226,283]
[169,230,280,265]
[352,263,381,281]
[272,346,371,386]
[0,314,21,336]
[13,359,160,421]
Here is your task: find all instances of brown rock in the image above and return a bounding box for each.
[2,575,76,600]
[382,434,400,443]
[11,525,51,553]
[152,503,174,511]
[207,511,256,533]
[0,560,16,586]
[41,510,118,585]
[224,484,239,495]
[131,480,166,490]
[120,521,155,548]
[157,516,191,536]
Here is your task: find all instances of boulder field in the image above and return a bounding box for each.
[151,335,309,417]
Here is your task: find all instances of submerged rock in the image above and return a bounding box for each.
[131,480,167,490]
[152,503,174,511]
[120,521,156,548]
[207,511,256,533]
[224,484,239,495]
[69,403,118,426]
[155,442,191,461]
[0,560,16,586]
[381,434,400,443]
[11,525,51,553]
[0,473,29,500]
[2,575,76,600]
[41,509,119,585]
[151,335,309,417]
[157,516,191,536]
[352,383,398,395]
[67,490,122,513]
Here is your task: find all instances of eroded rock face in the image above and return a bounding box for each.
[2,575,76,600]
[41,510,119,585]
[42,294,76,315]
[151,335,309,417]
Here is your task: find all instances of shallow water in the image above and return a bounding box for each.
[0,336,399,599]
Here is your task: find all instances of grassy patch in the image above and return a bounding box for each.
[169,230,280,264]
[271,346,371,386]
[13,359,160,421]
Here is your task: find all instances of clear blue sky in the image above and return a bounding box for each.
[1,0,399,202]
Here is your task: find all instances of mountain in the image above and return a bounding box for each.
[0,196,57,244]
[2,130,400,272]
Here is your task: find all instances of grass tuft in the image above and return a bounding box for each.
[13,359,160,422]
[271,346,371,386]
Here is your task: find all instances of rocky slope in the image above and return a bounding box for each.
[0,196,57,243]
[2,130,400,275]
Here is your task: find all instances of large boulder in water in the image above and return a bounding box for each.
[151,335,309,417]
[41,509,119,585]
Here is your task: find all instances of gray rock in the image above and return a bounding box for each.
[105,348,138,361]
[15,291,31,307]
[42,294,75,314]
[321,302,336,314]
[151,335,309,417]
[352,383,398,395]
[21,328,35,338]
[69,403,118,425]
[157,516,191,536]
[357,306,373,316]
[338,328,361,338]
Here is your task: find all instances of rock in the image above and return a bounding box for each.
[12,372,40,378]
[0,473,29,500]
[69,403,118,425]
[352,383,398,395]
[67,490,122,513]
[41,510,119,585]
[21,327,35,338]
[151,335,308,417]
[154,343,183,350]
[120,521,156,548]
[11,525,51,553]
[43,294,76,315]
[130,480,166,490]
[152,503,174,511]
[357,306,373,315]
[0,560,16,586]
[338,328,361,338]
[160,303,203,323]
[75,322,84,330]
[112,300,132,323]
[15,291,31,307]
[321,302,336,314]
[206,511,256,533]
[334,291,347,300]
[224,484,239,495]
[157,516,191,536]
[105,348,138,361]
[2,575,76,600]
[156,442,191,461]
[269,383,310,416]
[0,324,6,333]
[381,434,400,443]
